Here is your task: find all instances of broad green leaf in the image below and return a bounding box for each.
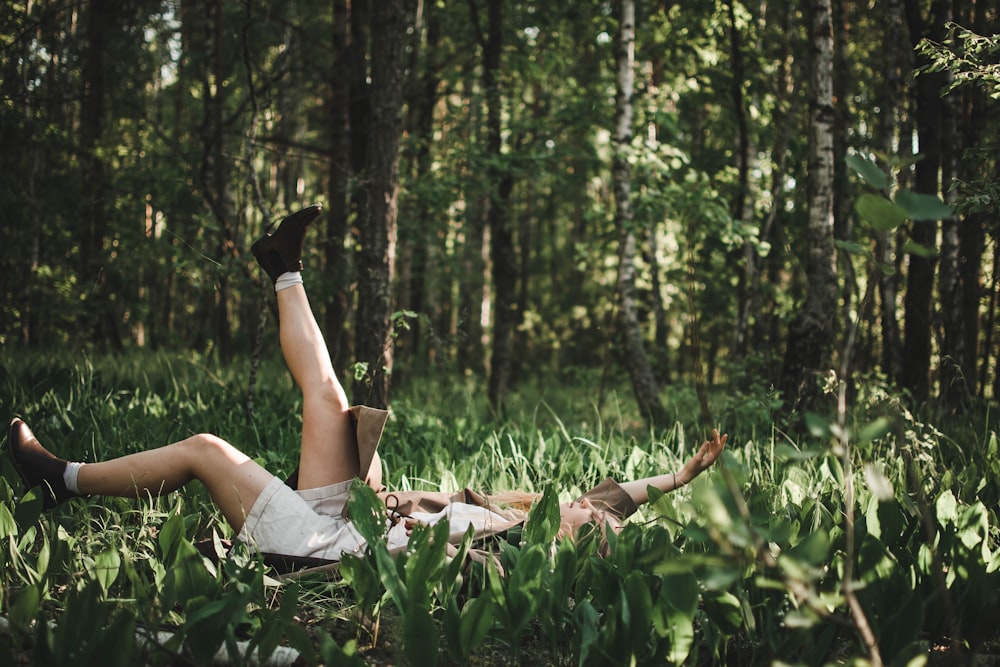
[856,193,907,231]
[459,595,495,658]
[935,489,958,522]
[661,571,699,617]
[856,416,892,444]
[846,153,890,189]
[14,489,42,529]
[804,412,831,438]
[574,599,600,666]
[403,608,438,665]
[9,583,41,629]
[0,503,17,538]
[158,513,187,565]
[92,547,121,593]
[347,480,388,543]
[404,520,448,604]
[375,544,408,611]
[624,572,653,650]
[701,590,742,634]
[787,529,830,566]
[895,189,953,220]
[523,485,560,544]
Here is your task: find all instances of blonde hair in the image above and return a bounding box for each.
[483,490,622,554]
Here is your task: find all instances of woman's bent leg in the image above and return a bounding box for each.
[276,284,359,488]
[77,434,273,533]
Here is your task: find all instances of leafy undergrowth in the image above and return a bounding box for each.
[1,353,1000,665]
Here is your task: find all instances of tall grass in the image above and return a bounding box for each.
[2,351,1000,665]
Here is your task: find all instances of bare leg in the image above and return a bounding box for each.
[276,284,359,489]
[76,434,273,533]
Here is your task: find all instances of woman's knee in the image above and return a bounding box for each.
[179,433,238,460]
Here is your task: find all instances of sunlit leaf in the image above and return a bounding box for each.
[863,463,895,501]
[856,193,907,231]
[346,480,388,543]
[935,489,958,522]
[92,547,121,594]
[523,485,560,544]
[846,153,890,189]
[0,503,17,539]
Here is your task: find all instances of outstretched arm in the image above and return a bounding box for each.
[617,429,728,507]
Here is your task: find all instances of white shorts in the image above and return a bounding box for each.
[236,477,367,561]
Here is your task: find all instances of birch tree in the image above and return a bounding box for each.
[614,0,667,426]
[779,0,838,411]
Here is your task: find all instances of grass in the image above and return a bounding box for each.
[2,350,1000,665]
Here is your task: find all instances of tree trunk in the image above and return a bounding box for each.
[900,0,948,403]
[80,0,122,350]
[749,0,796,363]
[473,0,518,411]
[874,0,907,385]
[779,0,837,412]
[729,0,753,360]
[352,0,407,408]
[943,1,987,405]
[402,0,441,361]
[325,0,354,367]
[614,0,667,426]
[832,0,855,369]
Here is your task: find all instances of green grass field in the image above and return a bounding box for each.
[1,352,999,665]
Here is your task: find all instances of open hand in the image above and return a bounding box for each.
[680,429,727,483]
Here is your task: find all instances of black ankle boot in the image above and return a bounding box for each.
[7,417,75,510]
[251,204,323,284]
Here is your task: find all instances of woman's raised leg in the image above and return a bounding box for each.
[275,284,359,489]
[253,204,361,489]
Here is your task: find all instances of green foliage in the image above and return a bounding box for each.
[847,153,954,237]
[3,354,1000,664]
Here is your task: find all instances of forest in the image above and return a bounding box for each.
[2,0,1000,664]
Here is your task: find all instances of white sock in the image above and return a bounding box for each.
[63,461,84,495]
[274,271,303,292]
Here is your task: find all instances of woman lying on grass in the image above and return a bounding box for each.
[6,205,726,564]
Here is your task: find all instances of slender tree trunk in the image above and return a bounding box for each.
[729,0,754,360]
[832,0,855,369]
[901,0,948,402]
[402,0,441,360]
[938,95,963,405]
[80,0,122,350]
[944,1,987,405]
[614,0,667,426]
[352,0,407,408]
[750,0,796,361]
[875,0,907,385]
[779,0,837,412]
[964,3,989,400]
[645,225,671,383]
[325,0,354,366]
[471,0,518,411]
